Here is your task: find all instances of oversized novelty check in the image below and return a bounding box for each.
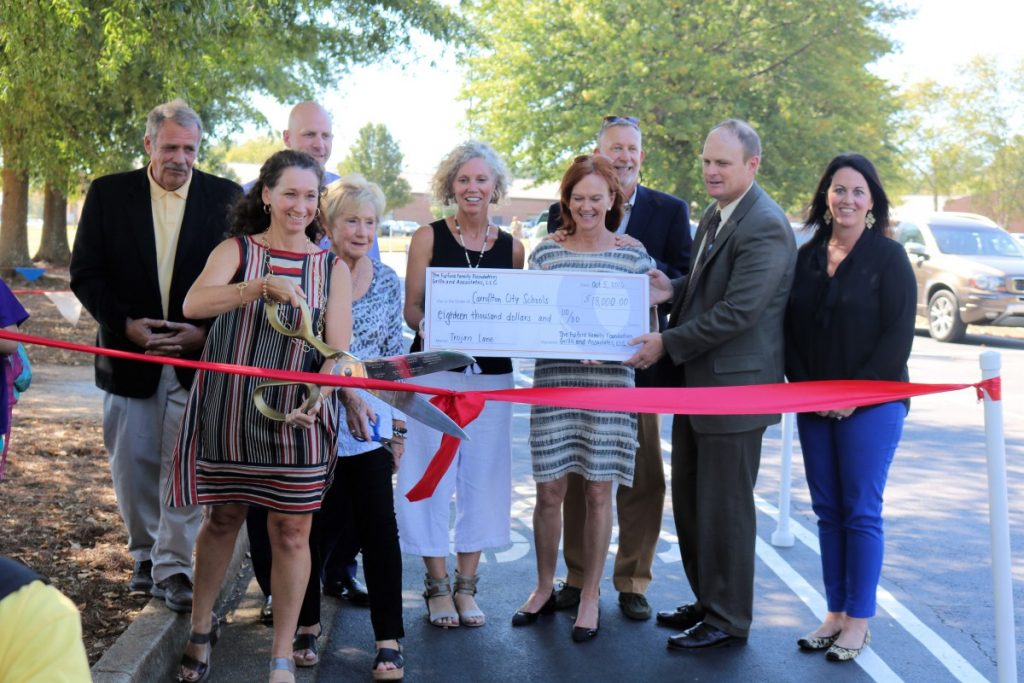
[423,267,651,361]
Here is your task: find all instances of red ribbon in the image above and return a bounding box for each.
[11,289,73,295]
[0,329,1004,501]
[403,393,486,502]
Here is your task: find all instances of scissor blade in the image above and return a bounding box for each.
[372,390,470,441]
[361,351,476,381]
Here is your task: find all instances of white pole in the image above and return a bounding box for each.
[771,412,795,547]
[979,351,1016,683]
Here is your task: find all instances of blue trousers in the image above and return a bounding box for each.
[797,402,906,618]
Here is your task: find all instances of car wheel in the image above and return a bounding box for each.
[927,290,966,343]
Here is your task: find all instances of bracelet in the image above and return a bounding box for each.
[236,281,248,306]
[392,426,408,436]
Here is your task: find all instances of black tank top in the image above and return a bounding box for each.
[411,219,514,375]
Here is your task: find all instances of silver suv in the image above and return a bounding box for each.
[895,213,1024,342]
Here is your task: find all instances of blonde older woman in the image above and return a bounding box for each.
[321,174,406,679]
[281,174,407,679]
[397,141,525,629]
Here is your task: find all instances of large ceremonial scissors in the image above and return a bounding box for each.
[252,299,472,440]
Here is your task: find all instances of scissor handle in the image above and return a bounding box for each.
[254,299,364,422]
[252,379,321,422]
[352,414,382,443]
[264,298,358,363]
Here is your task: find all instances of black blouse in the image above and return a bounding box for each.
[785,228,917,386]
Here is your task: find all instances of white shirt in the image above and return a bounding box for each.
[616,186,639,235]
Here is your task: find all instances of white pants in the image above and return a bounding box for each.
[395,371,513,557]
[103,365,201,582]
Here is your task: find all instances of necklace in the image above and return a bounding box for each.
[453,217,492,269]
[259,234,324,350]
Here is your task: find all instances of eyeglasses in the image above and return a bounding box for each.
[601,115,640,130]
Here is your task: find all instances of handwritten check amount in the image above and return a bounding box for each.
[423,267,651,361]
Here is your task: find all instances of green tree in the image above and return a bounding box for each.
[896,80,983,211]
[898,57,1024,222]
[221,134,283,164]
[459,0,905,213]
[0,0,466,267]
[338,123,412,212]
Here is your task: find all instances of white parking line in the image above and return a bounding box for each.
[755,538,905,682]
[754,495,988,683]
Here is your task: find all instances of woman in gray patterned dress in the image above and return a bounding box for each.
[512,155,655,642]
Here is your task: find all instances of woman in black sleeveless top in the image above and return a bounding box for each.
[397,141,525,630]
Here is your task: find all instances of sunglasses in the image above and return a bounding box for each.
[601,115,640,129]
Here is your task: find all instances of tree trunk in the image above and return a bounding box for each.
[35,182,71,265]
[0,167,31,269]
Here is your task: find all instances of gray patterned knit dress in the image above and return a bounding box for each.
[527,241,655,486]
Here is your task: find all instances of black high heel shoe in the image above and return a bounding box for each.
[571,609,600,642]
[511,591,556,626]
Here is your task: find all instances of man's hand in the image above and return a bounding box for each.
[545,228,568,243]
[145,321,207,356]
[125,317,172,349]
[624,332,665,370]
[614,233,643,249]
[647,269,674,306]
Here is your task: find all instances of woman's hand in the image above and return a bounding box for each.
[263,274,306,307]
[284,391,324,430]
[388,438,404,473]
[545,228,569,243]
[341,390,376,441]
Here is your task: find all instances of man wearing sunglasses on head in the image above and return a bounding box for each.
[547,115,692,621]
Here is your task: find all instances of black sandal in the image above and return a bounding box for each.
[177,613,220,683]
[371,644,404,680]
[292,627,321,667]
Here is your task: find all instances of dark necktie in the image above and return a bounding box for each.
[678,209,723,316]
[700,210,722,265]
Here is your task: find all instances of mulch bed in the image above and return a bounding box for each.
[0,268,144,665]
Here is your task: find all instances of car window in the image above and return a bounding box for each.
[896,223,924,247]
[931,226,1023,256]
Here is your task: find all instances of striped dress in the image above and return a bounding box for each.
[167,235,340,512]
[527,241,655,485]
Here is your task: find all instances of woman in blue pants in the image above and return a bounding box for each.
[785,153,916,662]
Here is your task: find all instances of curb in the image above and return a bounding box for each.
[91,532,248,683]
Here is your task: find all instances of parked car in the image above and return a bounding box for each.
[894,213,1024,342]
[381,219,419,237]
[1013,233,1024,249]
[532,209,549,235]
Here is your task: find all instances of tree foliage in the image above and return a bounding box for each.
[459,0,905,213]
[338,123,412,212]
[0,0,466,266]
[220,134,284,164]
[897,57,1024,223]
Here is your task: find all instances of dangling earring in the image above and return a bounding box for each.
[263,204,271,215]
[865,211,876,229]
[823,209,833,225]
